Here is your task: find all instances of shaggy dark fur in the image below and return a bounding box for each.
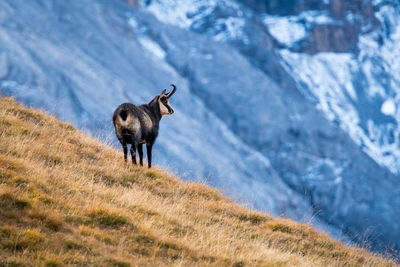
[113,85,176,168]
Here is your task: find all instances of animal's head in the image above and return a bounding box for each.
[158,84,176,116]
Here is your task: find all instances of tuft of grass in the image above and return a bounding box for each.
[158,240,183,251]
[3,229,45,251]
[134,234,156,246]
[0,259,26,267]
[106,258,131,267]
[232,261,245,267]
[145,170,158,179]
[62,237,91,252]
[7,108,44,125]
[29,210,64,231]
[39,195,55,205]
[87,208,128,228]
[0,97,397,267]
[237,212,268,225]
[44,259,62,267]
[269,222,302,235]
[0,189,31,209]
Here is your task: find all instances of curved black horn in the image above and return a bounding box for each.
[166,84,176,98]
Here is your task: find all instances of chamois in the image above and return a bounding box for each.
[112,84,176,168]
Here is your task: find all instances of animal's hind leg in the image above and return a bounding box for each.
[130,142,137,165]
[137,144,143,167]
[121,140,128,163]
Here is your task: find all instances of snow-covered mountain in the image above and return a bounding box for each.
[1,0,399,254]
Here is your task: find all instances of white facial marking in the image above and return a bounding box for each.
[159,97,172,115]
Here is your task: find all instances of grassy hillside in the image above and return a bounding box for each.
[0,97,397,266]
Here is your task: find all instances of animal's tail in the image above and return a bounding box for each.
[118,109,130,127]
[120,110,128,121]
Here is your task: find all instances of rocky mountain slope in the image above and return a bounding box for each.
[0,0,399,254]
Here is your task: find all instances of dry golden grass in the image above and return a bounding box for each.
[0,97,397,266]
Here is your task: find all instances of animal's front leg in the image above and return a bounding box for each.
[146,143,153,168]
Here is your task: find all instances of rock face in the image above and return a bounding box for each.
[1,0,400,254]
[239,0,325,15]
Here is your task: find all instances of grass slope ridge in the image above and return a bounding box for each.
[0,97,396,267]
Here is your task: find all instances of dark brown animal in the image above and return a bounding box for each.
[112,84,176,168]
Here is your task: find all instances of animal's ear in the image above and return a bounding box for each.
[160,89,166,96]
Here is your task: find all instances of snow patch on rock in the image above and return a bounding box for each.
[140,0,246,42]
[138,36,167,60]
[381,99,396,116]
[263,16,307,46]
[262,10,337,47]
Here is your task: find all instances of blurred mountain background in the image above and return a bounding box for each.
[0,0,399,255]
